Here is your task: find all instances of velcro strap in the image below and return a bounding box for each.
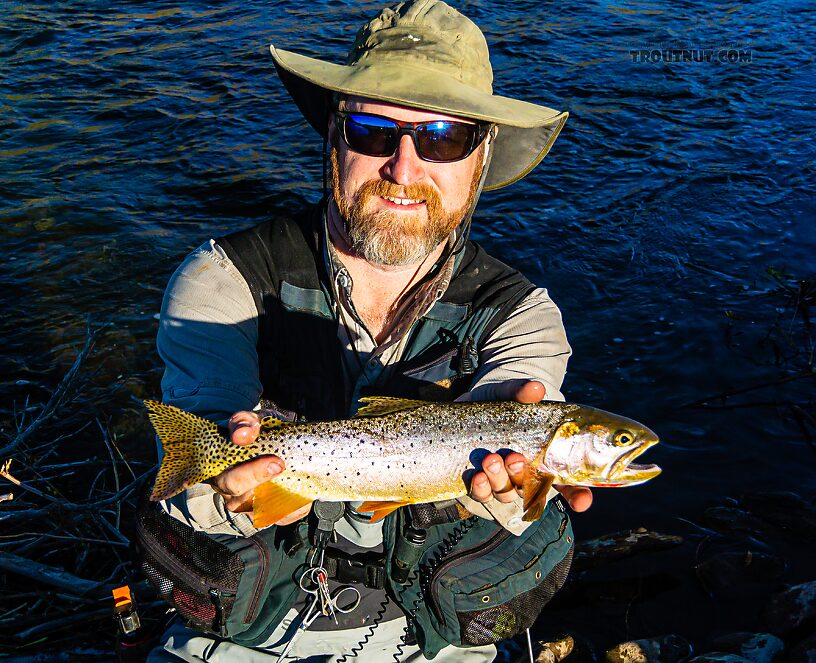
[323,551,385,590]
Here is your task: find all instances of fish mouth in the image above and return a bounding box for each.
[607,437,662,485]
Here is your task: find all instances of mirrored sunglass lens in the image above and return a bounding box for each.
[345,115,397,156]
[416,121,474,161]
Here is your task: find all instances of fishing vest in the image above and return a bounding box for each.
[175,204,576,656]
[216,202,536,419]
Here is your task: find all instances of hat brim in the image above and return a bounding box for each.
[271,45,567,190]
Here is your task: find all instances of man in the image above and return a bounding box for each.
[148,1,590,661]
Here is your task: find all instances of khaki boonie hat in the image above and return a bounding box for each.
[270,0,568,191]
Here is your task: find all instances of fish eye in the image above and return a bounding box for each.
[613,429,635,446]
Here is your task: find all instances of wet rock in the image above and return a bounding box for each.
[687,655,750,662]
[695,551,786,599]
[708,632,785,663]
[605,634,692,663]
[763,581,816,636]
[739,491,816,541]
[579,572,680,605]
[536,634,575,663]
[573,528,683,571]
[788,632,816,663]
[702,506,776,541]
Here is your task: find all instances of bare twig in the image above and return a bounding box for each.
[0,552,113,596]
[680,369,816,408]
[0,328,100,458]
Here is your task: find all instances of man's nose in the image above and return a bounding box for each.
[383,134,425,185]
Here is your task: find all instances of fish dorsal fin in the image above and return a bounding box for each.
[259,415,295,431]
[355,396,430,418]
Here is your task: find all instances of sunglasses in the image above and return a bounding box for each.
[335,111,490,163]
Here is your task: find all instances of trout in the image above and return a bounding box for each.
[146,397,661,528]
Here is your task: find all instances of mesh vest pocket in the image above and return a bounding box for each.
[135,500,244,635]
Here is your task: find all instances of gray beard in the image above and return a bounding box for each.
[345,212,447,267]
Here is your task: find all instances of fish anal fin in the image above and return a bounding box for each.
[357,500,411,523]
[355,397,430,418]
[253,481,314,529]
[522,469,555,522]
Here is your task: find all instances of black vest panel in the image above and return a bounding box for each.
[217,203,535,420]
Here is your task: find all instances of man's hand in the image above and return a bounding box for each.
[465,380,593,513]
[209,411,311,526]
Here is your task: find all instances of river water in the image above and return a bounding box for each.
[1,0,815,649]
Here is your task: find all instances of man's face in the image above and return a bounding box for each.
[329,97,485,267]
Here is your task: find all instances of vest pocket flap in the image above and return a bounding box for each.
[421,503,573,647]
[280,281,333,318]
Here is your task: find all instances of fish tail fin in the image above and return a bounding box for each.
[144,400,225,501]
[522,469,556,522]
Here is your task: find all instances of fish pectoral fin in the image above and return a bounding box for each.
[522,469,555,522]
[252,481,313,529]
[357,500,412,523]
[355,397,430,418]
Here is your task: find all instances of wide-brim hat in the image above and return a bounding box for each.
[270,0,568,191]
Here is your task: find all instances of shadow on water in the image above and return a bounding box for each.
[1,0,815,658]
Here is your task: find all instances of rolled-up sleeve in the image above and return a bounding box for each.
[468,287,571,402]
[156,240,262,535]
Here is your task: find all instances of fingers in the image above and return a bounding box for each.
[555,485,593,512]
[229,411,261,446]
[211,409,281,513]
[470,452,526,504]
[490,379,547,403]
[211,455,284,512]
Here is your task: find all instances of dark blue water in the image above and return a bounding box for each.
[1,0,815,632]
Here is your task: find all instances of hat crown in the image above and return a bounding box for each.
[346,0,493,93]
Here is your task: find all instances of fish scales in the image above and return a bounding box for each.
[146,397,661,526]
[261,401,577,502]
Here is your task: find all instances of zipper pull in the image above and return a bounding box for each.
[209,588,227,637]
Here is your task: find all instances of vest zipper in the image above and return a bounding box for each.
[427,528,511,625]
[243,534,271,624]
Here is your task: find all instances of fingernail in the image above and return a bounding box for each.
[267,461,283,475]
[486,461,502,475]
[508,462,524,474]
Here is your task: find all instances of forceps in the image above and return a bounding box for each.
[275,569,362,661]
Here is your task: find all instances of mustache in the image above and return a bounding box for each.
[355,179,441,208]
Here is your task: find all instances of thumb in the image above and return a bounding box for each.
[214,455,284,498]
[229,411,261,446]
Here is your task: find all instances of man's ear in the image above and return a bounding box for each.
[327,112,339,148]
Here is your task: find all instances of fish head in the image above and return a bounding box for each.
[538,407,661,487]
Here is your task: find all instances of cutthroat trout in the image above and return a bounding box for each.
[146,397,661,528]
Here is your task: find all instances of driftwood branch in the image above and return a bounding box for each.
[0,551,113,596]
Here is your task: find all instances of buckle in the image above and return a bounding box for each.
[324,552,386,590]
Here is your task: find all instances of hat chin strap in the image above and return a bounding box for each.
[447,125,496,262]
